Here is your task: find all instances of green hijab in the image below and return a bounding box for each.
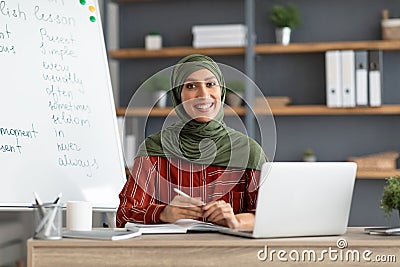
[136,54,267,170]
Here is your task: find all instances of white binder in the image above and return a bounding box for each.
[355,51,368,106]
[325,50,342,107]
[369,50,383,107]
[341,50,356,107]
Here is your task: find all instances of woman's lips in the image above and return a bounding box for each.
[193,102,214,112]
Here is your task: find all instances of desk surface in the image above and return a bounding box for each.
[28,228,400,267]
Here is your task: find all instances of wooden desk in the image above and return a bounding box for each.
[28,228,400,267]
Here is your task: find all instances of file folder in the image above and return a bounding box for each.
[341,50,356,107]
[325,50,342,107]
[355,51,368,106]
[368,50,383,107]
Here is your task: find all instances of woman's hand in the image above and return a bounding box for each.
[203,200,239,229]
[159,195,204,223]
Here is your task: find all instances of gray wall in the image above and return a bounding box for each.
[117,0,400,226]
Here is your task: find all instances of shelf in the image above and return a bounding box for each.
[117,105,400,117]
[255,40,400,54]
[268,105,400,115]
[109,46,245,59]
[109,41,400,59]
[357,170,400,179]
[117,106,246,117]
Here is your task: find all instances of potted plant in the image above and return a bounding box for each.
[381,176,400,222]
[145,74,170,108]
[269,3,301,45]
[225,80,245,107]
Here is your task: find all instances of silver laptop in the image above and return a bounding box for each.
[220,162,357,238]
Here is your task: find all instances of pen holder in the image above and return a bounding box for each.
[33,203,62,240]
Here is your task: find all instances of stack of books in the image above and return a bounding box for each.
[192,24,247,48]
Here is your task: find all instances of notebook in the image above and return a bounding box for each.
[126,219,228,234]
[62,228,141,241]
[219,162,357,238]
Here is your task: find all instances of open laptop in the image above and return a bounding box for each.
[220,162,357,238]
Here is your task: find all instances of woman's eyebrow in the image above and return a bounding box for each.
[184,75,217,82]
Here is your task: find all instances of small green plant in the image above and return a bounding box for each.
[145,74,170,92]
[303,148,314,157]
[269,3,301,29]
[381,176,400,218]
[225,80,245,94]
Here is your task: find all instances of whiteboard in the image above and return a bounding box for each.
[0,0,125,208]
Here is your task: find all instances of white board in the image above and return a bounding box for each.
[0,0,125,208]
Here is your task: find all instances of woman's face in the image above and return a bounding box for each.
[180,69,222,123]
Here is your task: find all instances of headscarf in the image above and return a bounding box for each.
[136,54,267,170]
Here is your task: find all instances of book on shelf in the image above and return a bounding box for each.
[192,24,247,48]
[368,50,383,107]
[193,34,246,48]
[193,39,246,48]
[325,50,343,107]
[193,33,246,43]
[355,50,368,106]
[341,50,356,107]
[62,228,141,241]
[125,219,228,234]
[192,24,247,35]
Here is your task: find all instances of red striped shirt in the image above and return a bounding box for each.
[116,156,260,227]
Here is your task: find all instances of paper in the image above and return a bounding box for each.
[126,219,228,234]
[63,228,141,241]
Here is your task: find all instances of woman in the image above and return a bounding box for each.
[117,54,266,229]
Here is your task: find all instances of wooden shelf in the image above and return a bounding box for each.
[117,105,400,117]
[254,40,400,54]
[357,170,400,179]
[268,105,400,115]
[109,46,245,59]
[117,106,246,117]
[109,41,400,59]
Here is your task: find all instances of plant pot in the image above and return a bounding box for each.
[152,91,167,108]
[275,27,291,45]
[303,155,317,162]
[145,34,162,50]
[225,92,243,107]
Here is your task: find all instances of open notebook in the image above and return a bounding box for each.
[125,219,228,234]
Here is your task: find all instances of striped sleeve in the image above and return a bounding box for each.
[245,169,261,213]
[116,156,166,227]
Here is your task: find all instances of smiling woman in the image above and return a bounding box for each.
[181,69,222,123]
[117,54,267,230]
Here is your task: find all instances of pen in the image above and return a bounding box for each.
[53,192,62,204]
[33,192,46,217]
[35,209,53,235]
[173,188,205,205]
[44,193,62,236]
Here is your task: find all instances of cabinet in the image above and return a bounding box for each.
[108,0,400,226]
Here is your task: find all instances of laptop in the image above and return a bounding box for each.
[220,162,357,238]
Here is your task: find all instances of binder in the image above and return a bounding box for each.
[368,50,383,107]
[355,51,368,106]
[325,50,342,107]
[340,50,356,107]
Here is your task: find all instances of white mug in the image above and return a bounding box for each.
[66,201,92,231]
